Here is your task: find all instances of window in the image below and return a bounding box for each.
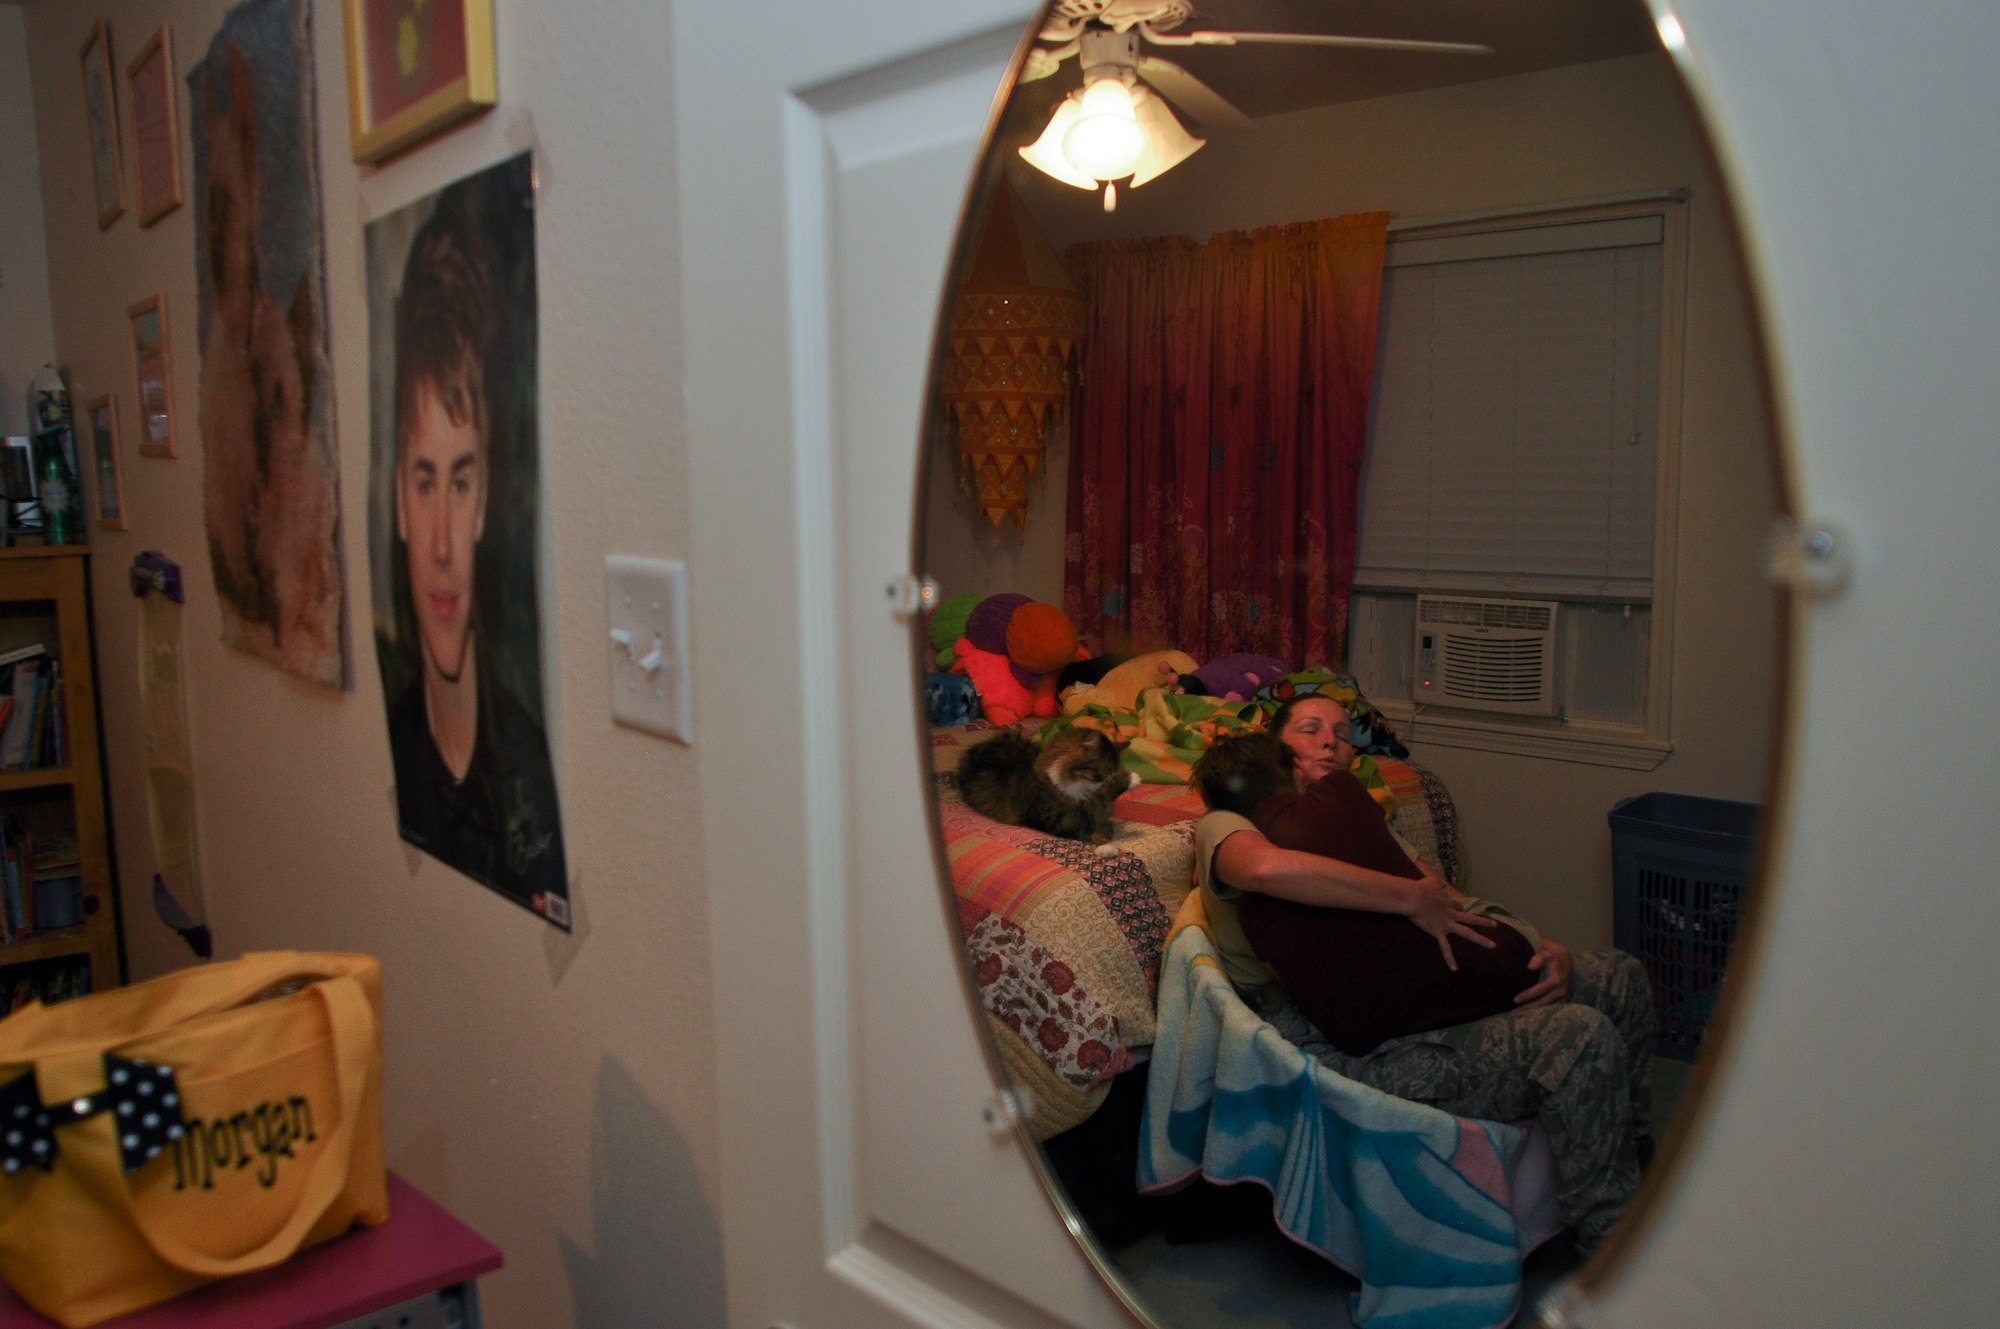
[1349,199,1687,769]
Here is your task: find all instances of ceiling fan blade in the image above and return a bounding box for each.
[1136,56,1256,132]
[1145,26,1493,56]
[1020,43,1077,83]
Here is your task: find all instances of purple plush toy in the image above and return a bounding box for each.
[1192,653,1293,702]
[964,593,1037,687]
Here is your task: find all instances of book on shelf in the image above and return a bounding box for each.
[1,959,91,1016]
[25,659,57,769]
[0,824,19,943]
[0,653,62,770]
[0,658,39,768]
[33,836,78,874]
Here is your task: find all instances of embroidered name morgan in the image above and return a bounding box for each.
[171,1095,316,1190]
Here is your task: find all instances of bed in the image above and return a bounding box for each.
[929,716,1462,1141]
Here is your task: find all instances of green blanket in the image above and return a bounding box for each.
[1035,688,1391,808]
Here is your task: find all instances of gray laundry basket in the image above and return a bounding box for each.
[1609,792,1760,1061]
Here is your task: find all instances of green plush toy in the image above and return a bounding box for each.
[928,593,981,669]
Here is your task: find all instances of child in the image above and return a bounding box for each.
[1193,732,1538,1056]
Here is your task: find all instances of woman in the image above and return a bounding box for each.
[1191,694,1658,1254]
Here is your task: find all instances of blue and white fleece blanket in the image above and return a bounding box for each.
[1140,898,1562,1329]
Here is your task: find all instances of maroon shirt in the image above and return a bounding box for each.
[1234,771,1536,1056]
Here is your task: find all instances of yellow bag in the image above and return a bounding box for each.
[0,952,388,1327]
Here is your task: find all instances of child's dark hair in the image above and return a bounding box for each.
[1193,732,1295,817]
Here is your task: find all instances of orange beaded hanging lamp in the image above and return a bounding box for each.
[943,175,1085,530]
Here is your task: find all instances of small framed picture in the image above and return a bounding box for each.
[84,394,126,531]
[342,0,496,164]
[80,20,124,229]
[126,26,183,226]
[128,294,177,459]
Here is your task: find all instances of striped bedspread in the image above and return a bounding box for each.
[1142,893,1563,1329]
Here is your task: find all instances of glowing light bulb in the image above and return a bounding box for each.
[1061,77,1146,182]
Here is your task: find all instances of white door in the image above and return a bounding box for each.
[673,3,2000,1329]
[673,4,1132,1327]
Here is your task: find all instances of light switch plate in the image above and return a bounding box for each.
[606,556,692,743]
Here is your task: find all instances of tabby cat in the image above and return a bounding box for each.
[956,729,1136,845]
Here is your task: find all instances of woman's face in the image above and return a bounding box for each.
[1276,698,1355,788]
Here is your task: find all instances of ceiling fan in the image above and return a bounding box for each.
[1017,0,1491,210]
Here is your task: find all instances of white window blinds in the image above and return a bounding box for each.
[1356,216,1664,599]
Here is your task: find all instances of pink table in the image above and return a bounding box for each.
[0,1173,502,1329]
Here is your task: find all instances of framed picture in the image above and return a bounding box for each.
[80,20,124,229]
[128,295,177,459]
[127,26,183,226]
[342,0,496,164]
[84,395,126,531]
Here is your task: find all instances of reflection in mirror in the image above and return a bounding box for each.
[917,2,1784,1324]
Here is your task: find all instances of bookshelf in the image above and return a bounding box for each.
[0,546,120,1007]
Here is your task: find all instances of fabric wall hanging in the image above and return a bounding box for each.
[190,0,348,689]
[942,175,1084,531]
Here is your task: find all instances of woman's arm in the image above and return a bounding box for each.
[1212,827,1498,969]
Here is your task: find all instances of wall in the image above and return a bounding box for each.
[919,418,1068,608]
[0,3,55,435]
[1001,53,1780,947]
[19,3,720,1327]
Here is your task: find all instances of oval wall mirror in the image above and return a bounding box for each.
[914,1,1788,1325]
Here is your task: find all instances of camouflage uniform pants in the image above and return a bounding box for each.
[1257,949,1656,1251]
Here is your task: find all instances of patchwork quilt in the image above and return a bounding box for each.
[930,720,1457,1139]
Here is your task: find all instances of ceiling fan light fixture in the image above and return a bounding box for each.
[1060,76,1147,180]
[1019,96,1097,190]
[1128,86,1204,187]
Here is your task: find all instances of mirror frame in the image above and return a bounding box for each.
[907,4,1803,1320]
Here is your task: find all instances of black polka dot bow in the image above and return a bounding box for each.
[0,1056,188,1177]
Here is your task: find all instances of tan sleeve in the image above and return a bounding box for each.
[1193,810,1259,900]
[1191,810,1279,992]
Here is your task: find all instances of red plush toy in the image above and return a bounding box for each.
[949,596,1085,725]
[950,637,1043,726]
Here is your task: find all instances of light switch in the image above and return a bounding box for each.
[606,556,692,743]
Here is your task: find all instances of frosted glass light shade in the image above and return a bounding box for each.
[1019,79,1209,193]
[1130,87,1205,187]
[1061,78,1146,181]
[1019,97,1096,190]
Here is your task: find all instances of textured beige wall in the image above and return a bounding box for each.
[1003,53,1781,947]
[920,418,1069,609]
[19,3,721,1326]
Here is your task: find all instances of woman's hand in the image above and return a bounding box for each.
[1406,863,1499,971]
[1514,937,1574,1009]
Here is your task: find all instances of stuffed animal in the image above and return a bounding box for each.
[928,593,982,669]
[1006,602,1079,676]
[949,637,1055,726]
[946,596,1086,724]
[1191,653,1293,703]
[1061,649,1199,714]
[963,593,1032,656]
[1059,653,1126,694]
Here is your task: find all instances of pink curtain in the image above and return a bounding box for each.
[1064,213,1390,668]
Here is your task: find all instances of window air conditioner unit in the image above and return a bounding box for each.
[1413,595,1561,717]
